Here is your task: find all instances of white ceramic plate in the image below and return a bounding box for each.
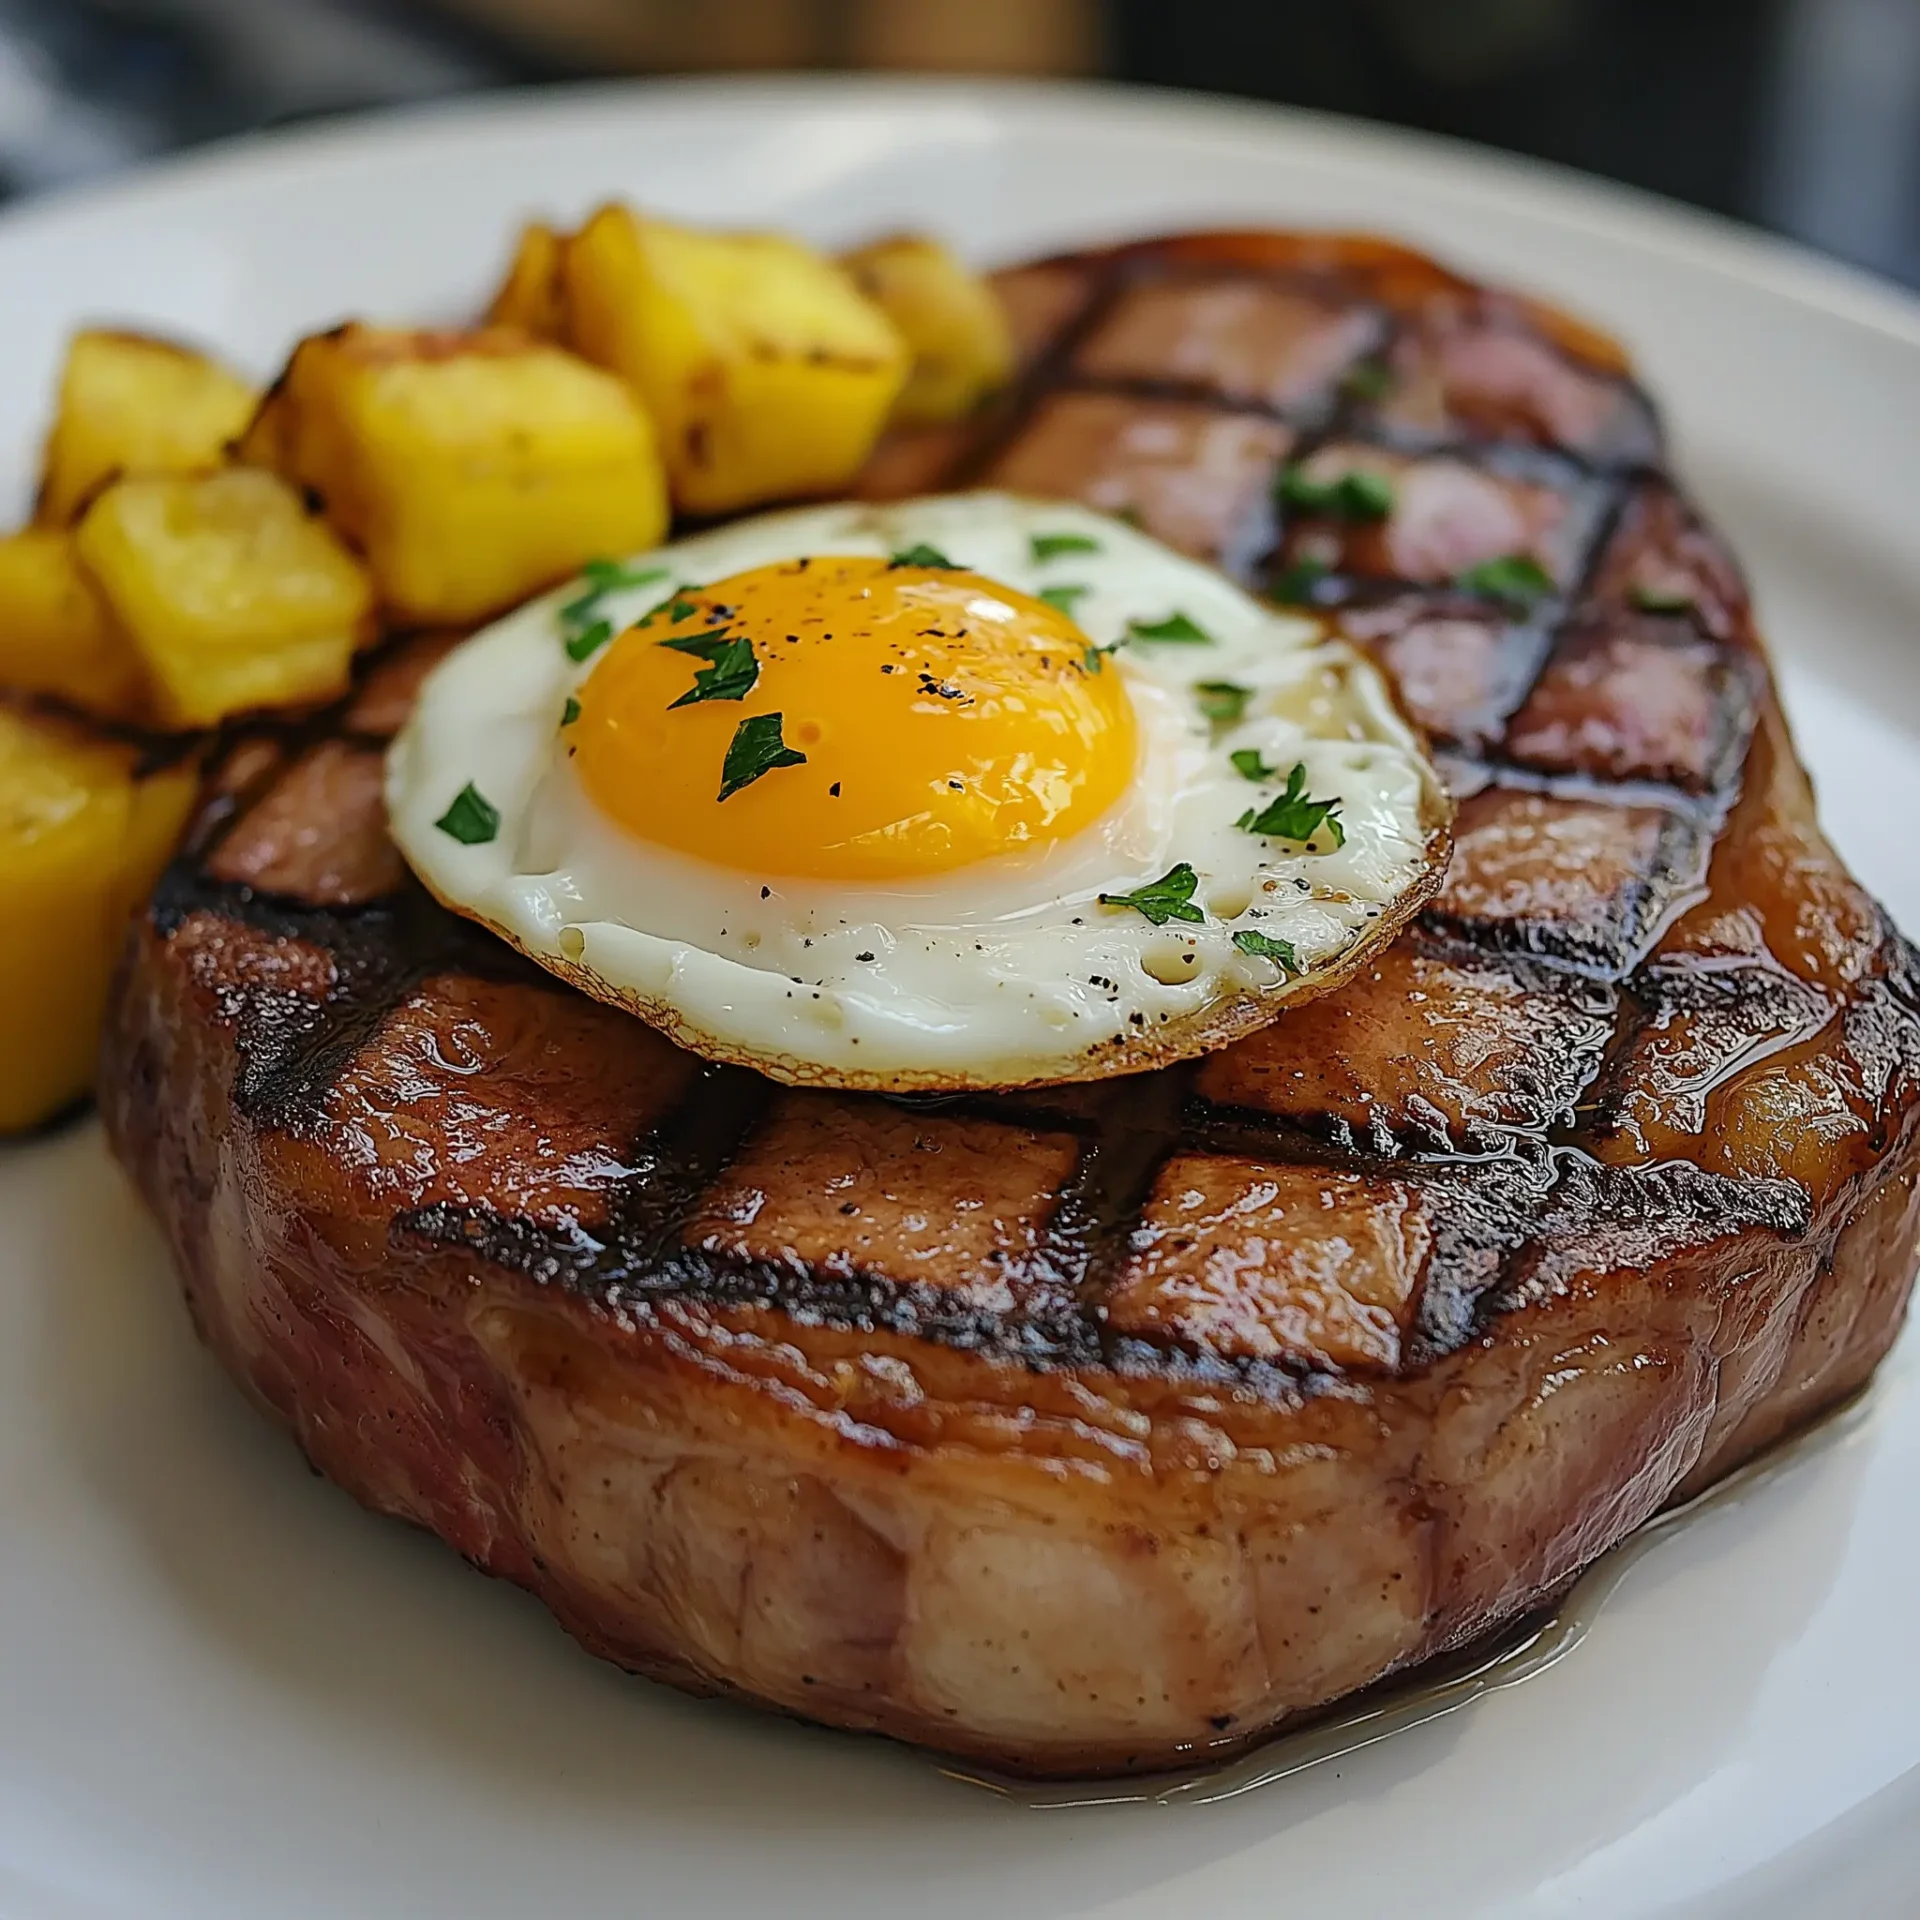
[3,77,1919,1920]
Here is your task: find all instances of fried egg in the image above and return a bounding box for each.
[387,494,1449,1090]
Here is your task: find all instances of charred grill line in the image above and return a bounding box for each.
[389,1066,781,1305]
[605,1063,778,1264]
[1405,1142,1561,1363]
[150,864,529,1131]
[615,1241,1109,1369]
[1485,1150,1814,1322]
[1185,1098,1528,1172]
[1457,741,1757,826]
[943,258,1128,493]
[1425,801,1719,982]
[1046,364,1378,433]
[393,1192,1115,1367]
[391,1189,1390,1394]
[392,1201,610,1289]
[1344,403,1663,476]
[1049,1064,1201,1312]
[1031,261,1662,479]
[179,750,289,864]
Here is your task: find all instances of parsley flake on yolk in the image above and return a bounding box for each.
[570,555,1138,881]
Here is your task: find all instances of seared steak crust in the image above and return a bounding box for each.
[101,233,1920,1777]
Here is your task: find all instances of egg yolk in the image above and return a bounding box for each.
[570,556,1137,881]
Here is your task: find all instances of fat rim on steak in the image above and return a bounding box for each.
[102,230,1920,1778]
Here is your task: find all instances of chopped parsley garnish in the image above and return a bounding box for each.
[1277,465,1395,521]
[1039,583,1089,616]
[560,562,666,626]
[1235,761,1346,848]
[1340,358,1394,403]
[1631,579,1697,614]
[1127,610,1213,645]
[558,559,668,653]
[639,585,702,626]
[1232,928,1299,968]
[1271,557,1331,605]
[564,617,614,663]
[560,696,581,727]
[1340,468,1397,518]
[1230,747,1275,782]
[581,557,668,596]
[434,782,499,845]
[1098,862,1205,927]
[1030,531,1102,562]
[889,542,958,569]
[663,630,759,707]
[717,711,807,801]
[1082,639,1120,675]
[1194,680,1251,725]
[1457,554,1556,602]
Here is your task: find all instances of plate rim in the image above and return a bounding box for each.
[4,71,1920,358]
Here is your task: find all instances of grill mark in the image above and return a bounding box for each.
[374,1135,1818,1384]
[387,1035,777,1287]
[1485,1149,1813,1322]
[1348,409,1664,478]
[606,1063,777,1260]
[181,746,290,864]
[391,1201,608,1290]
[1431,754,1749,826]
[1050,1064,1201,1311]
[1426,798,1717,981]
[1432,438,1638,790]
[1407,1142,1560,1362]
[1564,981,1660,1150]
[153,864,529,1131]
[943,258,1125,490]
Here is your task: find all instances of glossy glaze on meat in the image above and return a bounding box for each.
[100,232,1920,1778]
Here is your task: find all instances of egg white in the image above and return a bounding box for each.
[387,494,1448,1089]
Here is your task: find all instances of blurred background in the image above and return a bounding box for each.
[2,0,1918,284]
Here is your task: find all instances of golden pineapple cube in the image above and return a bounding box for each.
[839,233,1014,426]
[37,329,258,526]
[564,203,909,515]
[0,704,195,1133]
[73,468,373,728]
[0,526,149,720]
[486,221,569,341]
[270,324,669,625]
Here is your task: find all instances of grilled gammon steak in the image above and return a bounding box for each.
[101,232,1920,1779]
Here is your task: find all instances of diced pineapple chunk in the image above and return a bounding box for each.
[37,329,258,526]
[564,203,909,515]
[0,704,195,1133]
[486,221,569,341]
[0,526,150,720]
[73,469,373,728]
[267,324,669,625]
[839,233,1014,426]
